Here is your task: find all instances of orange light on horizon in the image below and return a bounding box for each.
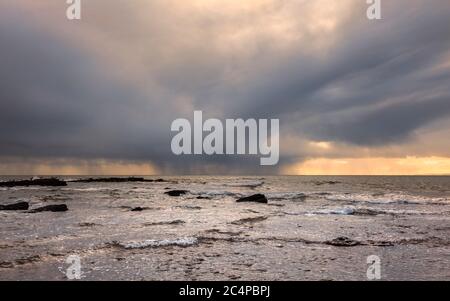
[283,156,450,175]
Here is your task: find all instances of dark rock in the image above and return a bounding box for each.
[29,204,68,213]
[196,196,211,200]
[130,207,149,212]
[327,181,341,185]
[165,190,188,197]
[0,201,29,211]
[78,223,98,227]
[236,194,268,204]
[315,181,341,186]
[71,177,166,183]
[72,177,174,183]
[0,178,67,187]
[326,237,360,247]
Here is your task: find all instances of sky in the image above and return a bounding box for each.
[1,0,450,175]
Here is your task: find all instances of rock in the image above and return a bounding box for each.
[314,181,341,186]
[130,207,148,212]
[165,190,188,197]
[0,178,67,187]
[71,177,173,183]
[87,177,143,183]
[236,194,268,204]
[196,196,211,200]
[326,236,360,247]
[0,201,29,211]
[29,204,68,213]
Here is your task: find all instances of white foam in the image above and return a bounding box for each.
[314,208,355,215]
[192,190,242,198]
[62,187,109,192]
[283,208,355,216]
[119,237,199,249]
[324,193,449,205]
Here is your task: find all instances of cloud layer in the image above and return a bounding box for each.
[1,0,450,174]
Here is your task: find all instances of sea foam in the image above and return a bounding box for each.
[117,237,199,249]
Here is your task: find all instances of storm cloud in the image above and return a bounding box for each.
[1,0,450,174]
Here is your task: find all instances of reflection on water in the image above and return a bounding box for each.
[1,176,449,280]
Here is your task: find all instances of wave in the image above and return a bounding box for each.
[0,186,50,191]
[308,208,356,216]
[191,191,307,200]
[128,188,154,193]
[283,208,355,216]
[224,180,264,188]
[285,207,447,217]
[62,187,110,192]
[191,190,242,198]
[266,192,307,201]
[115,237,198,249]
[324,193,450,205]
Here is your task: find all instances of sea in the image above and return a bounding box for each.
[1,176,449,280]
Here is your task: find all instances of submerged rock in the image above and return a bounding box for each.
[143,220,185,226]
[236,194,268,204]
[0,201,29,211]
[326,237,360,247]
[176,205,202,210]
[0,178,67,187]
[29,204,68,213]
[165,190,188,197]
[78,222,98,227]
[231,216,268,225]
[315,181,341,186]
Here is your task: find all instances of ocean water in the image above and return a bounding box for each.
[0,176,449,280]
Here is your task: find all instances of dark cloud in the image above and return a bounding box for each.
[1,1,450,174]
[305,95,450,145]
[0,12,173,162]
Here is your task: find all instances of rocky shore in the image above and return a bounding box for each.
[0,178,67,187]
